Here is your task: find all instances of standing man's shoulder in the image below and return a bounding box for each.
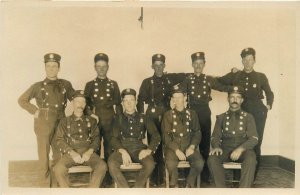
[59,79,72,86]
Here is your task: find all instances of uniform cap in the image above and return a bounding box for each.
[170,84,186,95]
[240,47,256,58]
[228,86,244,96]
[94,53,109,63]
[44,53,61,63]
[152,53,166,64]
[191,52,205,62]
[121,88,136,98]
[72,90,86,100]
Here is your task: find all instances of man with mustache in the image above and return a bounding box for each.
[18,53,75,187]
[108,88,160,187]
[207,86,258,188]
[54,90,107,188]
[217,47,274,178]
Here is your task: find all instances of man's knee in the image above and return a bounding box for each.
[142,157,155,172]
[207,155,220,167]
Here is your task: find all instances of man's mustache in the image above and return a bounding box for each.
[231,102,238,105]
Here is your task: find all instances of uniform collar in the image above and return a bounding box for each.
[193,73,204,78]
[152,74,165,79]
[124,111,137,118]
[96,77,108,82]
[242,70,256,75]
[227,109,242,117]
[44,77,59,84]
[173,108,186,114]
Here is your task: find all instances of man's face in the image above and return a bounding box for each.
[242,55,255,72]
[95,60,109,78]
[122,95,136,113]
[228,93,243,110]
[192,59,205,74]
[171,93,186,109]
[72,97,86,114]
[45,62,60,79]
[152,61,165,76]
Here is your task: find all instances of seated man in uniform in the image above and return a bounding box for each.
[108,88,161,188]
[162,85,204,188]
[54,90,107,188]
[208,86,258,188]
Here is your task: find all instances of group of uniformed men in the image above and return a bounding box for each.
[18,47,274,188]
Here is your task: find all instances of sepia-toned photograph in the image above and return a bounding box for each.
[0,1,299,195]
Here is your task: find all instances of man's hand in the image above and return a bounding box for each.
[139,149,152,160]
[69,150,83,164]
[91,114,99,123]
[209,147,223,156]
[185,145,195,157]
[266,105,271,110]
[118,148,132,166]
[230,147,245,161]
[175,149,186,161]
[34,110,39,119]
[82,149,94,162]
[231,67,240,73]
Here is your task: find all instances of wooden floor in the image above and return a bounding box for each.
[8,160,294,188]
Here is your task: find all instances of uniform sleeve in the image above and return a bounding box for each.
[217,72,234,85]
[89,119,100,151]
[65,80,75,102]
[190,111,202,146]
[167,73,189,85]
[145,116,161,152]
[261,73,274,109]
[211,115,223,148]
[208,76,232,92]
[239,114,259,150]
[137,79,148,113]
[18,84,39,115]
[161,112,179,151]
[84,82,94,116]
[113,82,122,115]
[56,119,73,153]
[110,116,123,150]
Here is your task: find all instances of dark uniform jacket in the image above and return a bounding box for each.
[111,112,161,152]
[18,78,74,116]
[84,77,122,119]
[162,108,202,152]
[137,73,187,113]
[180,74,231,106]
[211,109,258,150]
[218,71,274,109]
[56,114,99,154]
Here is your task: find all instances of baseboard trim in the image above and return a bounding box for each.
[261,155,295,174]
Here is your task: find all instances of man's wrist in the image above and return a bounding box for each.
[189,145,195,150]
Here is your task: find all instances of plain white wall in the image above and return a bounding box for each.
[0,2,296,162]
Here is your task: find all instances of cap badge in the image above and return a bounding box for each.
[157,54,161,58]
[126,88,130,92]
[234,86,238,91]
[196,53,200,57]
[80,91,84,95]
[49,54,54,58]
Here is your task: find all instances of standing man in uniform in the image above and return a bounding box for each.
[54,90,107,188]
[108,88,161,188]
[208,86,258,188]
[18,53,75,187]
[217,48,274,178]
[179,52,231,183]
[137,53,187,186]
[84,53,122,186]
[162,85,204,188]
